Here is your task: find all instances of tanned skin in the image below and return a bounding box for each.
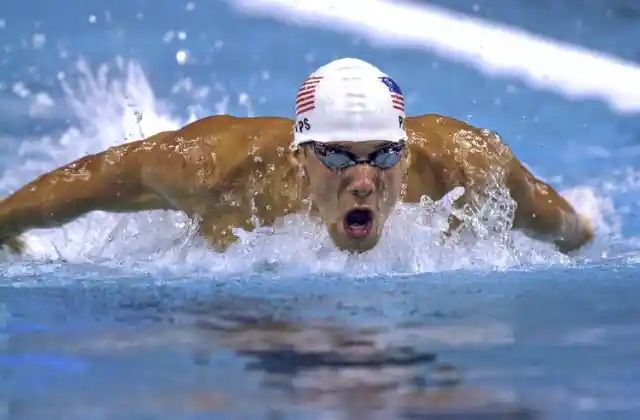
[0,114,594,255]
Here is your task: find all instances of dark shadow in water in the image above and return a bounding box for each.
[188,314,539,419]
[3,280,542,419]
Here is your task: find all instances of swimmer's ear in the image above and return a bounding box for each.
[287,146,306,177]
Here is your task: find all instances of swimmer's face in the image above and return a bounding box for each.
[293,140,408,252]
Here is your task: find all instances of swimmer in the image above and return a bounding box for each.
[0,58,594,255]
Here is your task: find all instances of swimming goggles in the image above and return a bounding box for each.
[307,141,406,170]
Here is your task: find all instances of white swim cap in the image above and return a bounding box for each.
[292,57,407,147]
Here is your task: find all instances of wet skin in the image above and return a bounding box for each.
[0,114,594,254]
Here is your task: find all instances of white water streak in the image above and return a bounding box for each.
[229,0,640,114]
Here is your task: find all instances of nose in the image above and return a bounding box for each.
[349,179,374,199]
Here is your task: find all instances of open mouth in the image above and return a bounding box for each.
[344,208,374,239]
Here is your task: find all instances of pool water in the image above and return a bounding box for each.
[1,0,639,418]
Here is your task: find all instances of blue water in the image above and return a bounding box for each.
[1,0,640,418]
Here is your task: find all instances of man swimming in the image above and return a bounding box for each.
[0,57,594,255]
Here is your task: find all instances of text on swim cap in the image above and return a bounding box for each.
[295,118,311,133]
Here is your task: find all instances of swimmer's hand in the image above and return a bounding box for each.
[0,236,26,254]
[553,214,595,254]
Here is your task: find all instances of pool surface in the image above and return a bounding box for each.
[1,0,639,418]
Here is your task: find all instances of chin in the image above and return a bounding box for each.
[330,232,381,253]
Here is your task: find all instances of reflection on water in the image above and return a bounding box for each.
[5,266,639,419]
[4,320,537,419]
[193,318,536,419]
[3,305,535,419]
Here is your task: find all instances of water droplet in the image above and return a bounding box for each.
[176,50,188,65]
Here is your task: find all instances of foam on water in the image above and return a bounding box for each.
[0,58,635,278]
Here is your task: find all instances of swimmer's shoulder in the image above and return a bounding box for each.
[406,114,509,157]
[154,115,293,179]
[407,114,481,146]
[405,114,467,161]
[175,114,293,152]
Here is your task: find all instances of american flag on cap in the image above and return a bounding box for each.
[379,76,404,112]
[295,76,322,115]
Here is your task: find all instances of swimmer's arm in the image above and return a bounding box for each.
[507,160,594,254]
[0,132,175,253]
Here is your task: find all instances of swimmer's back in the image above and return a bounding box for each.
[137,115,295,197]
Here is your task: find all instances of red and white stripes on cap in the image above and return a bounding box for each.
[295,76,322,115]
[292,57,408,146]
[379,76,405,112]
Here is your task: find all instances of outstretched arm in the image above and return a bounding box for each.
[0,131,175,253]
[427,119,594,254]
[507,159,594,253]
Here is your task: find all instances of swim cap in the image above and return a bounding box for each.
[292,57,407,147]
